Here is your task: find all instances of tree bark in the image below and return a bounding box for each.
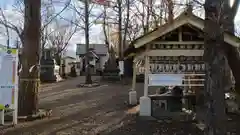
[204,0,226,134]
[123,0,130,50]
[84,0,92,84]
[117,0,122,59]
[102,6,109,48]
[222,0,240,97]
[166,0,173,23]
[18,0,41,116]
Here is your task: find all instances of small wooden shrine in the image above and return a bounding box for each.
[124,9,240,117]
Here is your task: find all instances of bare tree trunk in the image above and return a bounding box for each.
[204,0,226,134]
[18,0,41,116]
[166,0,173,23]
[103,6,109,48]
[123,0,130,49]
[159,1,164,26]
[84,0,92,84]
[117,0,122,59]
[145,0,151,32]
[102,7,117,70]
[222,0,240,103]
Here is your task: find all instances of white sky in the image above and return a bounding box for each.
[0,0,239,56]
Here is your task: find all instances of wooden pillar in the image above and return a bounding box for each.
[140,50,151,116]
[144,54,149,97]
[188,76,191,92]
[129,58,137,105]
[132,60,136,91]
[178,27,182,41]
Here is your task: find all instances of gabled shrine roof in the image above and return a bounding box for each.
[130,11,240,49]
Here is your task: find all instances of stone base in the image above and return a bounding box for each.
[129,90,137,105]
[139,96,151,116]
[77,83,100,88]
[56,74,63,82]
[16,109,52,122]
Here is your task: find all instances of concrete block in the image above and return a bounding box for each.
[139,96,151,116]
[129,91,137,105]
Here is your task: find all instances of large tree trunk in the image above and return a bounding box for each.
[218,0,240,111]
[117,0,123,59]
[84,0,92,84]
[204,0,226,134]
[222,1,240,96]
[18,0,41,116]
[123,0,130,50]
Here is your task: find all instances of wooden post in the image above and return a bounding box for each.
[178,27,182,41]
[140,49,151,116]
[0,110,4,125]
[188,76,191,92]
[129,58,137,105]
[132,60,136,91]
[144,54,149,97]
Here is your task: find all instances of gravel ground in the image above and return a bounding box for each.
[1,76,236,135]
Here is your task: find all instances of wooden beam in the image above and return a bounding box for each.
[147,50,204,56]
[151,41,204,45]
[179,27,183,41]
[134,53,145,61]
[188,18,240,48]
[134,16,188,48]
[148,84,204,87]
[149,73,205,75]
[133,14,240,48]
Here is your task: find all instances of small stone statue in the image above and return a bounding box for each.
[70,65,77,77]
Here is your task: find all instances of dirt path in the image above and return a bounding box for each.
[1,77,204,135]
[1,77,130,135]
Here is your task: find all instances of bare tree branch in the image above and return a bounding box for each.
[41,0,72,31]
[231,0,240,17]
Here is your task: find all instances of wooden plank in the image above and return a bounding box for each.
[133,14,240,48]
[147,50,204,56]
[148,84,204,87]
[151,41,204,45]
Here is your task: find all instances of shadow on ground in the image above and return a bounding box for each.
[2,80,131,135]
[99,115,203,135]
[1,78,240,135]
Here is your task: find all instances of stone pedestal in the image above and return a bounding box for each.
[139,96,151,116]
[40,58,56,82]
[40,49,59,82]
[129,90,137,105]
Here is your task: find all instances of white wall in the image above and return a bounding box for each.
[62,57,81,75]
[64,58,75,74]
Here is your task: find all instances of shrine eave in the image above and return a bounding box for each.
[124,45,145,59]
[125,11,240,58]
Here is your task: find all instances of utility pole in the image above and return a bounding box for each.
[84,0,92,84]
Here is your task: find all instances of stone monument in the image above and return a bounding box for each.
[40,49,57,82]
[102,47,120,81]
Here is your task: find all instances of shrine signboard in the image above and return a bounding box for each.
[0,46,18,125]
[148,74,184,86]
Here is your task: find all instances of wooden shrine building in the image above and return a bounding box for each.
[124,10,240,117]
